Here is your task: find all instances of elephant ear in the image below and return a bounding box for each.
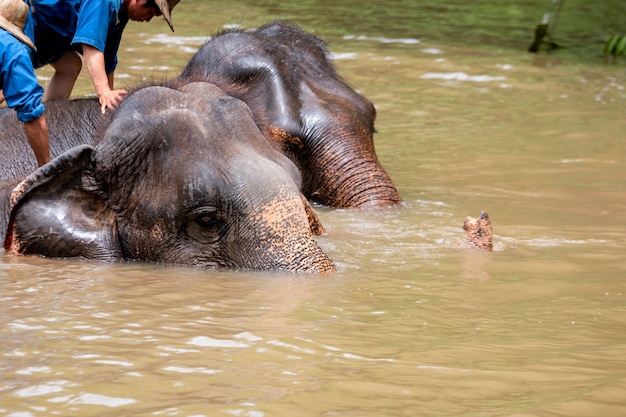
[4,145,123,261]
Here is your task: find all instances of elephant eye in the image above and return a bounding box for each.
[197,214,217,228]
[185,207,226,244]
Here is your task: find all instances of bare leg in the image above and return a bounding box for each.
[24,116,51,166]
[45,51,82,101]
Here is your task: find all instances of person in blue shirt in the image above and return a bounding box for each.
[30,0,180,113]
[0,0,50,166]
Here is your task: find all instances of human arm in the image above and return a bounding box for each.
[1,32,51,167]
[23,115,50,166]
[82,43,127,113]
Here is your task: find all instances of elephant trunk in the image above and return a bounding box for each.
[305,129,400,208]
[232,182,336,273]
[325,158,400,208]
[261,234,336,273]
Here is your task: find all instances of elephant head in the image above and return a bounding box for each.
[3,82,335,273]
[178,22,400,208]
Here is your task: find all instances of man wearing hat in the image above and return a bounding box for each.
[0,0,50,166]
[29,0,180,113]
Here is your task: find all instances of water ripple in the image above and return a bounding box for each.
[420,71,506,82]
[187,336,249,348]
[344,34,420,44]
[49,393,136,407]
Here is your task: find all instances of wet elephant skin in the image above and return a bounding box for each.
[177,21,401,208]
[3,82,335,273]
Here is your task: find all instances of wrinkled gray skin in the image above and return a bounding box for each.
[3,82,335,272]
[0,99,101,181]
[177,22,400,208]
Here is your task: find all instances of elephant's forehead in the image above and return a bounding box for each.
[177,153,298,199]
[151,105,264,151]
[123,158,301,226]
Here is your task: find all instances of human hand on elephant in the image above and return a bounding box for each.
[82,44,128,113]
[98,88,127,113]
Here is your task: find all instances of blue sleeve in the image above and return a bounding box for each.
[103,21,126,74]
[72,0,121,72]
[0,34,45,123]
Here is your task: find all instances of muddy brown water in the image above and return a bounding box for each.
[2,1,626,416]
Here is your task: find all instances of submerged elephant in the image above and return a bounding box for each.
[1,22,399,209]
[2,82,335,273]
[176,21,400,208]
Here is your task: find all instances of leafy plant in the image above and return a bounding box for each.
[604,34,626,63]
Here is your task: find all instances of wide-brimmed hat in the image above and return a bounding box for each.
[155,0,181,32]
[0,0,35,50]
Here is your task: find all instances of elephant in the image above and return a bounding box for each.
[175,21,400,208]
[2,82,335,273]
[1,22,399,209]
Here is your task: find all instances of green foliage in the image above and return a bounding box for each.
[604,34,626,62]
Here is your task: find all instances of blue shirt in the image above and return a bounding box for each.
[0,30,45,123]
[31,0,127,74]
